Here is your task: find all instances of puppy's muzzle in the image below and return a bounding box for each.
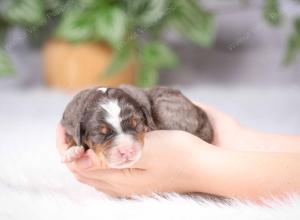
[102,134,143,168]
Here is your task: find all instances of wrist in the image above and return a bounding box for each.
[179,133,227,194]
[187,146,224,195]
[237,127,261,150]
[239,128,300,152]
[220,126,265,151]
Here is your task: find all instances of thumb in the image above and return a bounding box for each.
[75,149,108,170]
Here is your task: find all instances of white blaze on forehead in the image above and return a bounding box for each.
[101,100,122,133]
[97,87,107,93]
[114,133,134,146]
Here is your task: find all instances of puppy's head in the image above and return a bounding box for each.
[80,87,154,168]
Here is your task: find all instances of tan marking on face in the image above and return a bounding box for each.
[99,125,110,135]
[84,139,109,169]
[87,139,113,155]
[66,136,76,148]
[131,116,137,128]
[137,132,145,146]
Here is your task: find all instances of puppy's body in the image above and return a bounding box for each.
[61,85,213,168]
[121,85,213,142]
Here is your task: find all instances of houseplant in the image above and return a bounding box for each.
[0,0,215,89]
[44,0,216,89]
[0,0,299,88]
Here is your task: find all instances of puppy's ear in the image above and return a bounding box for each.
[75,122,83,146]
[65,133,76,147]
[141,106,156,131]
[75,122,90,150]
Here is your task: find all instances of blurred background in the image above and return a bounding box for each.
[0,0,300,142]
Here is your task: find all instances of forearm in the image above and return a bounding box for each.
[242,128,300,152]
[190,146,300,201]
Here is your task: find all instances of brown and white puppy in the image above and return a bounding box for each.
[61,85,213,168]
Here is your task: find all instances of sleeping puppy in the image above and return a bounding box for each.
[61,85,213,168]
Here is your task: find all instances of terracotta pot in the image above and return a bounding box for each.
[43,39,136,91]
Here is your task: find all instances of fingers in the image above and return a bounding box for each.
[56,123,89,165]
[68,162,129,190]
[56,123,147,197]
[85,149,105,169]
[193,101,234,123]
[56,123,69,156]
[74,168,147,197]
[56,123,67,146]
[74,154,94,170]
[80,167,145,185]
[70,169,120,196]
[192,101,220,118]
[56,123,93,170]
[72,149,108,170]
[73,174,130,197]
[62,146,85,163]
[192,101,213,111]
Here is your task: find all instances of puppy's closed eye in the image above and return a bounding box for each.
[129,115,145,133]
[99,125,113,136]
[131,117,137,128]
[99,126,115,143]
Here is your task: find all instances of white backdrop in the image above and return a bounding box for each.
[0,87,299,219]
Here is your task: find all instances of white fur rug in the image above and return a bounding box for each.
[1,87,300,219]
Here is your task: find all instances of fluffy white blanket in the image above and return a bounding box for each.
[1,88,300,220]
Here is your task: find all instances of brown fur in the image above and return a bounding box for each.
[61,85,214,154]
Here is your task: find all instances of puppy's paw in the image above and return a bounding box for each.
[62,146,85,163]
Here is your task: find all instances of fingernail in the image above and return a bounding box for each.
[77,156,93,169]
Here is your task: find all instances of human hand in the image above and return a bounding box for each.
[56,124,213,197]
[56,102,249,197]
[195,102,253,150]
[57,102,300,199]
[198,103,300,152]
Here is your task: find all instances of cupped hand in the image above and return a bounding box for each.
[197,103,251,150]
[57,102,300,198]
[56,124,213,197]
[56,103,250,197]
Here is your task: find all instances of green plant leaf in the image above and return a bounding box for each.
[95,6,127,47]
[0,22,13,76]
[170,1,215,47]
[124,0,168,27]
[141,42,178,69]
[136,64,159,87]
[44,0,65,10]
[295,17,300,33]
[76,0,99,8]
[105,44,134,76]
[264,0,281,26]
[55,8,94,42]
[284,18,300,64]
[0,21,7,42]
[136,42,177,87]
[0,0,45,26]
[0,48,14,76]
